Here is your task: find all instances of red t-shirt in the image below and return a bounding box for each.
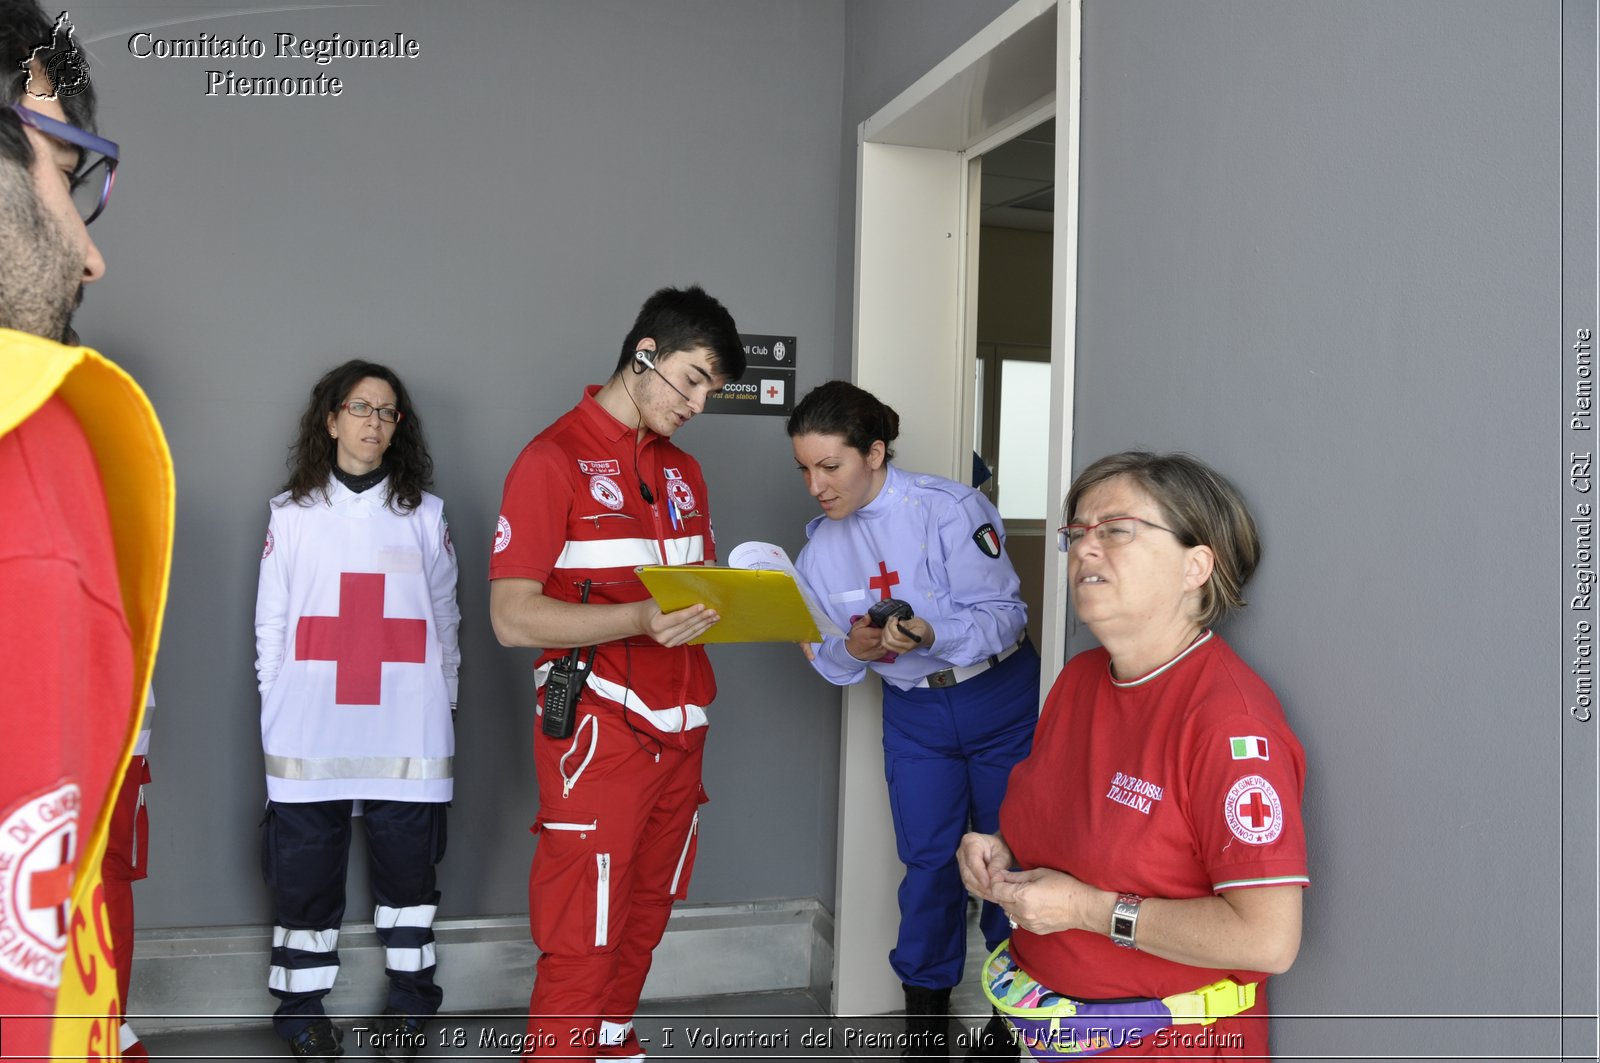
[0,397,133,1056]
[491,387,716,731]
[1000,633,1309,1058]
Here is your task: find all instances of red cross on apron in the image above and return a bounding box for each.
[868,561,900,601]
[295,572,427,705]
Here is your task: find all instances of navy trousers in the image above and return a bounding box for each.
[881,642,1039,989]
[261,799,446,1039]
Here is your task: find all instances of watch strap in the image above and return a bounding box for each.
[1111,892,1142,949]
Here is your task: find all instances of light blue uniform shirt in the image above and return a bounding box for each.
[794,464,1027,692]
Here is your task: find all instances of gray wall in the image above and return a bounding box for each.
[1069,0,1579,1056]
[833,0,1018,382]
[56,0,1590,1051]
[70,0,857,930]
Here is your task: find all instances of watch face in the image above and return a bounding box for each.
[1112,914,1134,938]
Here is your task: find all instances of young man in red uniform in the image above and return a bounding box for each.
[490,286,744,1060]
[0,4,174,1058]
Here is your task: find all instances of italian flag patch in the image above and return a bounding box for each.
[1229,736,1269,761]
[972,523,1002,558]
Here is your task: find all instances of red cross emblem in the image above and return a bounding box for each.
[766,385,779,399]
[868,561,899,600]
[1224,775,1285,845]
[0,781,80,987]
[295,572,426,705]
[1238,791,1272,830]
[29,834,73,937]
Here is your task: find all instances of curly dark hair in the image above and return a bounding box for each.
[282,359,433,512]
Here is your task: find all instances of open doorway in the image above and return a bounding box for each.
[837,0,1080,1015]
[973,118,1056,652]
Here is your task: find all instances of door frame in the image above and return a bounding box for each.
[834,0,1082,1014]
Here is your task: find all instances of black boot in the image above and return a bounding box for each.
[962,1010,1018,1061]
[903,984,954,1059]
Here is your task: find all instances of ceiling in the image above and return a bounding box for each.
[979,118,1055,232]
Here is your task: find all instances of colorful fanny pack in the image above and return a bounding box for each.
[981,940,1258,1060]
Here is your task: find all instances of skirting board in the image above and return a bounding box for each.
[126,898,834,1035]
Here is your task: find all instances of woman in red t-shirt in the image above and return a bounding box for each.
[958,452,1309,1061]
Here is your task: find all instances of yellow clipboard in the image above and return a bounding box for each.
[637,565,821,644]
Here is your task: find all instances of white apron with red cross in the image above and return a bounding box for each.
[254,479,459,803]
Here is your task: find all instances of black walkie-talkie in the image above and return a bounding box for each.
[541,581,596,739]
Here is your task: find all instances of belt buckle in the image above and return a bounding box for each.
[1187,979,1253,1025]
[927,669,955,688]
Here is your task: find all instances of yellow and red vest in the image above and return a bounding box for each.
[0,328,172,1059]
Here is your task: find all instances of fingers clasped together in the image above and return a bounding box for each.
[957,831,1090,937]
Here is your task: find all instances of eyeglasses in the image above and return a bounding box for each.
[1058,516,1177,552]
[7,103,119,226]
[341,400,403,424]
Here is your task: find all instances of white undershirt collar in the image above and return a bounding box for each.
[1108,628,1214,688]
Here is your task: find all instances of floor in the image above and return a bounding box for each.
[137,910,995,1061]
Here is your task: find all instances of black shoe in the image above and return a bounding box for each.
[289,1019,344,1059]
[373,1007,428,1060]
[962,1012,1018,1062]
[903,984,954,1059]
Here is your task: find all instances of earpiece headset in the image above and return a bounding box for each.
[629,349,658,503]
[633,348,694,405]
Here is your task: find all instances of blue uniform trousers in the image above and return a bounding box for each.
[261,799,447,1039]
[881,642,1039,989]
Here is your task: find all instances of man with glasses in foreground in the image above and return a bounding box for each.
[489,286,744,1058]
[0,3,173,1058]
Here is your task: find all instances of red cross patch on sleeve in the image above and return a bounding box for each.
[1224,775,1284,845]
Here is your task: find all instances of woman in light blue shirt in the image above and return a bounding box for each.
[789,380,1039,1057]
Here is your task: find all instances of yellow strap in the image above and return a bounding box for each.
[1161,978,1258,1026]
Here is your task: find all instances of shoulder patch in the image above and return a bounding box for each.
[442,516,454,557]
[262,528,275,559]
[1229,735,1269,761]
[493,515,512,554]
[972,523,1001,558]
[1224,775,1284,845]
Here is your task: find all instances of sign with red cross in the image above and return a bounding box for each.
[295,572,427,705]
[702,333,796,417]
[1224,775,1284,845]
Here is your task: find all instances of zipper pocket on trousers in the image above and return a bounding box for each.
[595,853,611,947]
[132,784,146,869]
[669,811,699,895]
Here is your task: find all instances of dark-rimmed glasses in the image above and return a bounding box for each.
[7,102,119,226]
[1058,516,1177,552]
[341,400,403,424]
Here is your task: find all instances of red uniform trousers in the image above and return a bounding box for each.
[525,701,706,1060]
[102,754,151,1058]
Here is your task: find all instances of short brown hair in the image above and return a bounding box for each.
[1065,451,1261,628]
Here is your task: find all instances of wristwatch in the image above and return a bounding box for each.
[1110,892,1142,949]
